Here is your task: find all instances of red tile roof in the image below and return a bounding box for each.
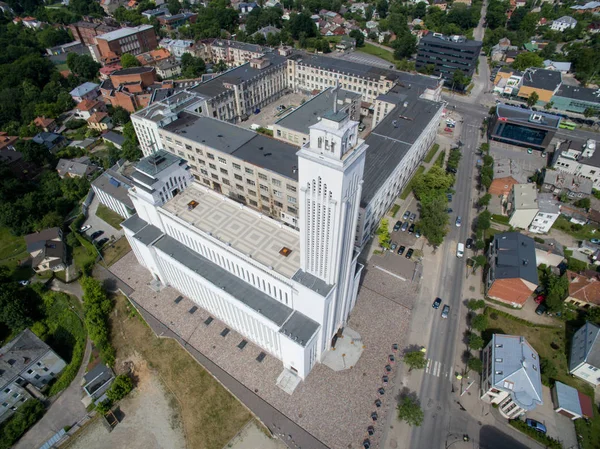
[566,270,600,305]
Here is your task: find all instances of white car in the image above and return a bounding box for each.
[80,225,91,233]
[19,280,30,286]
[455,216,462,227]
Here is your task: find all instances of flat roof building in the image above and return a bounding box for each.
[489,104,560,150]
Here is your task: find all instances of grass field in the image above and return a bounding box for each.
[423,144,439,164]
[575,411,600,449]
[101,237,131,267]
[96,204,124,230]
[357,43,396,64]
[552,215,598,241]
[0,227,32,280]
[110,295,252,449]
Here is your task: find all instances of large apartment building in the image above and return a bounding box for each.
[123,111,366,379]
[68,20,118,46]
[92,25,159,64]
[196,39,270,66]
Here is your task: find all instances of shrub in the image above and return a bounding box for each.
[81,277,115,366]
[508,419,562,449]
[467,356,483,373]
[106,375,133,402]
[0,399,45,449]
[95,398,113,414]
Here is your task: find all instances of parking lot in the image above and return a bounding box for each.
[81,195,123,244]
[242,92,309,130]
[489,142,549,178]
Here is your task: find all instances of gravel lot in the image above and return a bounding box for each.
[64,356,185,449]
[111,253,416,449]
[242,92,309,130]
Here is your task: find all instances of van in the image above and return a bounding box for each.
[457,243,464,258]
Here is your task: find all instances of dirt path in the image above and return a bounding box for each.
[65,356,186,449]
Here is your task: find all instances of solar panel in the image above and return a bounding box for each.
[109,177,121,187]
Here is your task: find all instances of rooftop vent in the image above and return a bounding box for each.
[279,247,292,257]
[187,200,199,210]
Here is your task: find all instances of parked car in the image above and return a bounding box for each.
[534,295,545,305]
[441,305,450,318]
[358,123,366,132]
[432,297,442,309]
[80,224,91,233]
[591,238,600,244]
[541,151,547,157]
[403,211,411,220]
[394,220,402,232]
[390,242,398,251]
[455,216,462,227]
[96,237,109,247]
[447,193,452,202]
[447,167,457,174]
[444,127,453,133]
[401,221,409,232]
[527,148,533,154]
[415,229,422,238]
[408,223,415,234]
[397,245,406,256]
[405,248,414,259]
[535,303,548,316]
[525,419,547,434]
[447,208,453,214]
[466,238,473,249]
[90,230,104,240]
[409,213,416,222]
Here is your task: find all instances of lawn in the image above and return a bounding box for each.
[73,244,97,274]
[483,308,595,397]
[357,43,396,64]
[0,227,30,278]
[400,165,425,200]
[423,144,439,164]
[110,295,251,449]
[434,150,446,167]
[96,204,124,230]
[552,215,599,241]
[575,410,600,449]
[491,214,510,225]
[101,237,131,267]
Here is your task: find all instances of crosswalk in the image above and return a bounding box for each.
[425,358,452,379]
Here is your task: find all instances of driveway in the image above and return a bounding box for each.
[81,194,123,243]
[525,386,577,449]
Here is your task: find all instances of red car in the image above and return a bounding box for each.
[534,295,545,305]
[444,127,453,133]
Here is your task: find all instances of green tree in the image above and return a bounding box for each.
[473,255,487,272]
[110,107,130,127]
[376,0,388,18]
[544,101,554,110]
[15,140,51,166]
[67,53,101,80]
[393,31,417,59]
[476,210,491,235]
[81,277,115,366]
[167,0,182,14]
[584,107,598,118]
[106,374,134,401]
[466,299,485,311]
[575,197,591,209]
[214,59,228,72]
[471,314,488,332]
[404,350,427,371]
[349,29,364,47]
[181,53,206,78]
[377,218,391,249]
[468,333,484,350]
[526,91,539,108]
[451,70,470,91]
[512,52,544,71]
[467,356,483,373]
[286,12,317,39]
[397,396,424,427]
[0,283,33,332]
[545,273,569,313]
[120,53,141,69]
[419,194,449,247]
[477,193,491,208]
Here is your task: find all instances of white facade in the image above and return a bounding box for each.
[92,184,133,218]
[529,209,559,234]
[508,184,539,230]
[123,115,365,379]
[552,140,600,190]
[551,16,577,31]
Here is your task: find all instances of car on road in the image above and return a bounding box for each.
[408,223,415,234]
[591,238,600,244]
[403,211,411,220]
[96,237,109,247]
[525,419,547,434]
[390,242,398,251]
[466,238,473,249]
[405,248,414,259]
[397,245,406,256]
[432,297,442,309]
[447,193,452,202]
[441,305,450,318]
[394,220,402,232]
[447,208,453,214]
[444,127,453,133]
[535,303,548,316]
[80,224,91,233]
[534,294,545,305]
[409,213,416,222]
[415,229,422,238]
[455,216,462,227]
[90,230,104,240]
[401,221,409,232]
[527,148,533,154]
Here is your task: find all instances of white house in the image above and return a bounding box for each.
[552,139,600,190]
[569,322,600,386]
[551,16,577,32]
[481,334,543,418]
[508,183,539,230]
[529,193,560,234]
[69,82,100,103]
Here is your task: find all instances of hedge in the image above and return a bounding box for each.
[48,337,86,396]
[508,419,562,449]
[0,399,45,449]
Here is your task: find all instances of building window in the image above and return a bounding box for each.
[272,179,281,187]
[200,169,208,176]
[195,148,203,155]
[236,184,244,191]
[218,157,227,164]
[287,206,297,214]
[247,179,255,186]
[222,179,230,185]
[232,163,241,170]
[207,153,215,160]
[220,168,228,175]
[286,184,296,192]
[175,140,182,146]
[245,167,254,175]
[274,201,283,208]
[234,174,243,181]
[209,163,216,170]
[198,159,205,165]
[273,189,282,198]
[261,194,269,202]
[260,184,269,192]
[259,173,268,180]
[249,199,258,206]
[178,151,185,157]
[34,374,40,380]
[203,178,211,185]
[185,144,192,150]
[211,174,219,180]
[287,195,297,203]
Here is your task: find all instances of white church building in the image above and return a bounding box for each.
[122,108,366,379]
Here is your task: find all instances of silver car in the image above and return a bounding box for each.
[441,305,450,319]
[401,221,409,232]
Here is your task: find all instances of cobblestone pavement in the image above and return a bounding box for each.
[111,252,415,449]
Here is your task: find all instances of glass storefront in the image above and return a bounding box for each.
[494,122,548,147]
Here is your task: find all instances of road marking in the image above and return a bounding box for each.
[434,361,441,377]
[426,358,432,373]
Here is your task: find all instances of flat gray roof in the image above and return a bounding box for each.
[233,134,300,181]
[122,214,148,234]
[275,88,360,134]
[133,224,164,245]
[496,104,561,129]
[135,149,185,177]
[279,311,320,347]
[97,25,154,42]
[91,169,134,208]
[361,93,444,207]
[292,269,334,297]
[153,234,294,326]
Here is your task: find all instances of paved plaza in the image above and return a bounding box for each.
[111,252,416,449]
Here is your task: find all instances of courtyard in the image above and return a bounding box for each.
[110,252,416,449]
[242,92,309,131]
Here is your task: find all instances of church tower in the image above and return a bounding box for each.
[297,101,367,352]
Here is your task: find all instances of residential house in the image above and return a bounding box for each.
[529,193,560,234]
[102,131,125,149]
[99,63,122,80]
[91,161,136,218]
[504,49,521,64]
[508,183,538,229]
[572,2,600,13]
[238,2,257,13]
[542,170,592,199]
[82,363,115,404]
[569,321,600,386]
[534,239,564,267]
[68,138,97,151]
[453,0,471,4]
[56,156,97,179]
[588,208,600,226]
[0,132,17,151]
[24,228,66,272]
[155,59,182,78]
[490,159,525,197]
[551,381,593,420]
[252,26,280,40]
[74,99,107,120]
[33,116,57,133]
[32,132,67,153]
[588,22,600,33]
[87,112,113,131]
[552,139,600,190]
[551,85,600,115]
[517,69,562,104]
[100,67,157,113]
[159,38,195,59]
[157,12,198,30]
[480,334,543,418]
[141,6,169,18]
[14,16,42,29]
[551,16,577,31]
[565,270,600,309]
[0,329,67,424]
[432,0,447,10]
[336,36,356,51]
[0,1,15,14]
[543,60,571,73]
[493,68,523,96]
[69,82,100,103]
[486,232,539,307]
[136,48,171,66]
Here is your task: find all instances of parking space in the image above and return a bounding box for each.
[370,250,418,282]
[525,387,577,449]
[489,143,548,178]
[81,195,123,244]
[242,92,309,130]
